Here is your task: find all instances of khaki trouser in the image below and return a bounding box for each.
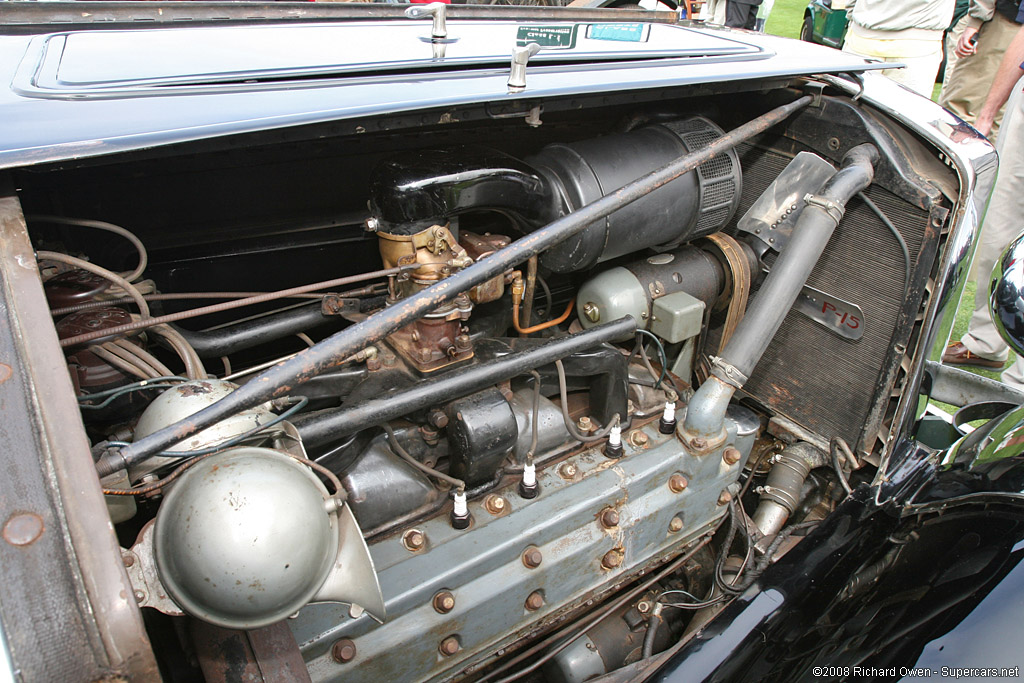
[938,11,1019,141]
[960,76,1024,388]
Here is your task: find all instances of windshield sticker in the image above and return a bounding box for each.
[585,23,650,43]
[516,25,578,50]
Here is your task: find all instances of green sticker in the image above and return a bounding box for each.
[516,25,578,50]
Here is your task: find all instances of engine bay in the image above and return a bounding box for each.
[13,83,959,682]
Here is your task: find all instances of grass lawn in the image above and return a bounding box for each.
[760,0,1010,399]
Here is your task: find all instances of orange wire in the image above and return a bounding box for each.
[514,297,576,334]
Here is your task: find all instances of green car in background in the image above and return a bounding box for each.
[800,0,849,49]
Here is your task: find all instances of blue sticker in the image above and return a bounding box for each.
[586,23,649,43]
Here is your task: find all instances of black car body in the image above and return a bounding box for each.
[0,3,1017,682]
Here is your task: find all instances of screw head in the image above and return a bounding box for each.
[332,638,357,664]
[439,636,460,657]
[599,507,620,529]
[669,516,684,533]
[133,590,145,603]
[122,552,135,568]
[718,489,733,506]
[723,447,741,465]
[433,591,456,614]
[668,474,689,493]
[484,495,507,515]
[601,549,624,569]
[690,436,708,450]
[577,416,593,432]
[629,431,649,448]
[558,462,578,479]
[637,600,652,614]
[429,410,449,429]
[522,546,543,569]
[583,302,601,323]
[525,591,544,612]
[403,529,426,551]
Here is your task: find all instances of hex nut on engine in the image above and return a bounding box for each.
[525,591,544,611]
[629,430,649,448]
[723,447,741,465]
[332,638,357,664]
[433,591,456,614]
[522,546,543,569]
[668,474,688,493]
[718,490,733,506]
[669,516,684,533]
[484,495,507,515]
[558,462,578,479]
[439,636,461,657]
[599,507,620,529]
[403,529,426,551]
[601,549,624,569]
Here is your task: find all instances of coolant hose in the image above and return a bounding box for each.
[683,144,878,441]
[750,441,828,539]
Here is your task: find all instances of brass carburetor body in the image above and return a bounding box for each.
[376,223,508,373]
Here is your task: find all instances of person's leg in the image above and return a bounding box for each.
[878,47,944,97]
[725,1,755,29]
[958,78,1024,360]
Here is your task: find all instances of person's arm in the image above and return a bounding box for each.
[975,23,1024,136]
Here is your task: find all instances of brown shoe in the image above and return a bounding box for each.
[941,342,1005,369]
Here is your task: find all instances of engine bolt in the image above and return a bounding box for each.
[601,549,623,570]
[718,490,733,506]
[403,529,426,551]
[668,474,688,493]
[332,638,357,664]
[525,591,544,612]
[583,302,601,323]
[365,217,379,232]
[428,409,449,429]
[484,495,507,515]
[122,552,135,568]
[629,431,649,448]
[133,590,145,603]
[723,447,741,465]
[366,356,382,371]
[577,416,593,433]
[690,436,708,450]
[439,636,461,657]
[522,546,543,569]
[558,462,578,479]
[669,516,684,533]
[433,591,456,614]
[455,334,471,350]
[637,600,652,614]
[383,351,397,367]
[599,507,620,529]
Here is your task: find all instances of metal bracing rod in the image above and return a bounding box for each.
[293,316,636,446]
[98,95,813,476]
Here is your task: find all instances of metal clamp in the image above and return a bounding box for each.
[709,355,748,389]
[508,43,542,92]
[803,193,845,228]
[405,2,447,40]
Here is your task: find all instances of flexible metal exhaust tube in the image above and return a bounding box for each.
[684,144,879,440]
[99,96,813,476]
[293,316,636,447]
[751,441,828,539]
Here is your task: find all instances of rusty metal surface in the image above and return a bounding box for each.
[289,412,756,683]
[111,97,813,473]
[0,189,159,679]
[194,619,313,683]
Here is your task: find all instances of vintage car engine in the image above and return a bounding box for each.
[19,82,957,682]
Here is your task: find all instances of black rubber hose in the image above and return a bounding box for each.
[293,316,636,447]
[100,96,812,476]
[173,302,332,359]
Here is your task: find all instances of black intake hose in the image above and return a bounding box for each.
[172,302,333,359]
[367,147,558,235]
